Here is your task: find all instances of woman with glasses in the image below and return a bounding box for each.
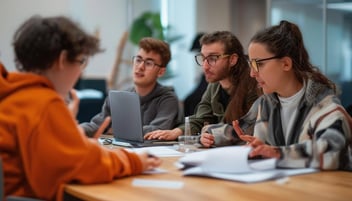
[81,37,179,137]
[144,31,260,142]
[205,20,352,170]
[0,16,162,200]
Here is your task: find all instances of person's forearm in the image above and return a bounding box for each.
[173,127,183,136]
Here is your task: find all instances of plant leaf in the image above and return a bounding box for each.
[129,18,153,45]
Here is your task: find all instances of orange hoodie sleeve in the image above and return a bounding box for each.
[18,97,143,200]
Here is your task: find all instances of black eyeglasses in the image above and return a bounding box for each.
[195,54,230,66]
[132,56,163,69]
[247,56,281,72]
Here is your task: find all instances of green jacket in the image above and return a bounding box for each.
[179,82,257,135]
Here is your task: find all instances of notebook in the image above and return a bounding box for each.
[108,90,178,147]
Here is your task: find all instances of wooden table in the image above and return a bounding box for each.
[65,155,352,201]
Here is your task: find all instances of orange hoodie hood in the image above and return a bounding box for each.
[0,62,54,100]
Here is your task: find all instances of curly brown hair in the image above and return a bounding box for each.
[13,15,102,72]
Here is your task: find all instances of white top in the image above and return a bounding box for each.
[278,85,305,143]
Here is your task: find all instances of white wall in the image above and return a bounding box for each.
[69,0,129,78]
[231,0,267,50]
[0,0,234,100]
[0,0,128,79]
[196,0,232,33]
[0,0,70,70]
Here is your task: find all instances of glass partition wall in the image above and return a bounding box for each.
[269,0,352,107]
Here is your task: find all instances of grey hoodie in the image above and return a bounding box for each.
[81,83,180,137]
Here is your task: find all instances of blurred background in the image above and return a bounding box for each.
[1,0,351,112]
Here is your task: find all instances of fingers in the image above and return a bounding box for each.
[93,116,111,139]
[106,128,113,135]
[144,131,162,140]
[67,89,80,118]
[143,132,152,140]
[232,120,244,136]
[144,130,175,140]
[200,133,214,148]
[242,135,255,143]
[158,130,176,140]
[147,157,162,170]
[249,146,266,158]
[250,138,264,147]
[69,89,79,104]
[249,145,280,159]
[233,120,253,142]
[139,152,162,171]
[232,120,256,143]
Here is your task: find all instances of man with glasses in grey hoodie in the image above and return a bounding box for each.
[81,37,179,137]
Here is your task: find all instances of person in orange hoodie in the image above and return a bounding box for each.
[0,15,161,201]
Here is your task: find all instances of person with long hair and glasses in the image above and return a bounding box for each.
[145,31,260,143]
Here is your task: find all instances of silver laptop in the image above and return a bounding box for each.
[109,90,177,147]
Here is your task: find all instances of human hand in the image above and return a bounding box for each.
[232,120,279,159]
[199,132,215,148]
[250,145,281,159]
[67,89,80,118]
[138,152,162,171]
[232,120,257,143]
[78,116,111,139]
[93,116,111,139]
[144,128,182,140]
[106,127,113,135]
[233,120,265,148]
[233,120,265,147]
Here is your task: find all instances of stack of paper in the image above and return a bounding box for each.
[178,146,318,183]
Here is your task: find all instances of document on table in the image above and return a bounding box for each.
[132,179,184,189]
[131,146,184,157]
[178,146,318,183]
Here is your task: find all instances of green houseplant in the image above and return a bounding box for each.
[129,12,164,45]
[129,11,182,45]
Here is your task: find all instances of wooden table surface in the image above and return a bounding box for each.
[65,155,352,201]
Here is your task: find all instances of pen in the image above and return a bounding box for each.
[147,153,158,159]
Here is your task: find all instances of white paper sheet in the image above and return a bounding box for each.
[132,179,184,189]
[179,146,319,183]
[131,146,184,157]
[184,166,318,183]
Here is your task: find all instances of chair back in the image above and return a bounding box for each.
[1,158,4,200]
[0,158,45,201]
